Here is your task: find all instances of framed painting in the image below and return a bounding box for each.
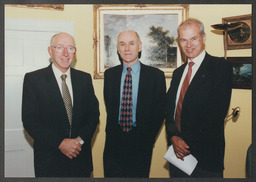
[93,4,189,79]
[227,57,252,89]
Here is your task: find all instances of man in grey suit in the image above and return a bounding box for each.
[103,30,166,178]
[22,32,99,177]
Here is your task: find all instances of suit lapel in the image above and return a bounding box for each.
[45,64,69,120]
[70,68,78,120]
[136,63,146,126]
[45,65,64,104]
[136,63,144,115]
[113,66,123,113]
[136,63,152,125]
[185,53,211,99]
[173,64,186,95]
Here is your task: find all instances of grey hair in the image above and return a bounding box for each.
[177,18,205,38]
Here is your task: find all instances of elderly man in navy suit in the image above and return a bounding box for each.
[22,32,99,177]
[166,18,232,178]
[103,30,166,178]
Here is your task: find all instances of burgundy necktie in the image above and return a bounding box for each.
[175,62,194,132]
[120,67,133,132]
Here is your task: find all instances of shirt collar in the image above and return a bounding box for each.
[188,50,205,66]
[52,63,71,79]
[123,60,141,74]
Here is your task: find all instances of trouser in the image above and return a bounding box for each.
[169,163,223,178]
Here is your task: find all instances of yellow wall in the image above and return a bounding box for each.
[5,4,252,178]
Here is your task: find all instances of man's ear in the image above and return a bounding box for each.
[203,34,206,44]
[48,46,53,57]
[139,42,142,52]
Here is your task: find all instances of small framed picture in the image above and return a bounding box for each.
[227,57,252,89]
[222,14,252,50]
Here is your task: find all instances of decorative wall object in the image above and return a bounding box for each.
[222,14,252,50]
[227,57,252,89]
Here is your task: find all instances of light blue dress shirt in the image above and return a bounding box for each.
[118,61,141,126]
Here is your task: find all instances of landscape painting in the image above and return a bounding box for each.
[94,5,189,78]
[227,57,252,89]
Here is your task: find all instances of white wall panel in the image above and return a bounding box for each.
[5,17,74,177]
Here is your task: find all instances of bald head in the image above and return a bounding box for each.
[48,32,76,73]
[117,30,142,66]
[117,30,141,45]
[50,32,76,47]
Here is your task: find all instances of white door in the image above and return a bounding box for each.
[5,18,74,177]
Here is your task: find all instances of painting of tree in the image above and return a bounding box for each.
[103,14,178,69]
[147,26,176,68]
[93,5,189,78]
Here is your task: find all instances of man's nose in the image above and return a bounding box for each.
[62,47,69,56]
[125,45,130,51]
[186,40,192,47]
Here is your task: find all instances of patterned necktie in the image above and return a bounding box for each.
[120,67,133,132]
[61,74,72,138]
[175,62,194,132]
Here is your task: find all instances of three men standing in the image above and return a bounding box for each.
[22,18,233,178]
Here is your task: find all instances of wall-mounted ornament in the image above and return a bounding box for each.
[211,14,251,59]
[211,22,243,59]
[222,14,252,50]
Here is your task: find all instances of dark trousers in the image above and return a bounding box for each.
[104,128,151,178]
[35,154,91,177]
[169,163,223,178]
[104,155,150,178]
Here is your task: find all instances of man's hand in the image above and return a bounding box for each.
[58,138,82,159]
[171,136,190,160]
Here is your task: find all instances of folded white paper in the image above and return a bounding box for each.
[164,145,198,176]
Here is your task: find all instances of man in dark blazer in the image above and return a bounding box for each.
[22,32,99,177]
[166,18,232,177]
[103,30,166,178]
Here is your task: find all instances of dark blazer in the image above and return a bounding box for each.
[166,53,232,172]
[103,62,166,177]
[22,64,99,177]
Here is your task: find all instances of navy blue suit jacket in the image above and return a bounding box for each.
[103,62,166,173]
[166,53,232,172]
[22,64,99,177]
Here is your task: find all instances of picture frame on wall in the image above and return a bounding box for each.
[222,14,252,50]
[227,57,252,89]
[6,4,64,11]
[93,4,189,79]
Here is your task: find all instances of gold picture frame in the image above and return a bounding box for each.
[7,4,64,11]
[222,14,252,50]
[93,4,189,79]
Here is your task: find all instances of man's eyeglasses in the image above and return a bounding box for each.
[51,45,76,54]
